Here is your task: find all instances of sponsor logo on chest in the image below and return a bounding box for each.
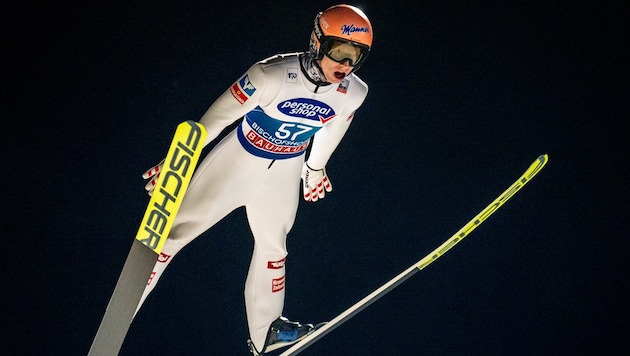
[277,98,336,124]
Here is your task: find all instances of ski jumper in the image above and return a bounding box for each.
[135,52,368,350]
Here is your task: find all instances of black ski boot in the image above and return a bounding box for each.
[247,316,325,355]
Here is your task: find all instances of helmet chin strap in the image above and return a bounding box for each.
[300,52,331,86]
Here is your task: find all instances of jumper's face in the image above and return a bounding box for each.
[318,55,353,84]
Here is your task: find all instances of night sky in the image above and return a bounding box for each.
[4,1,627,355]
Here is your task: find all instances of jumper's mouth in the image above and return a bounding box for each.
[334,71,346,80]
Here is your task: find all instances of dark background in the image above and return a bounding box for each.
[4,1,627,355]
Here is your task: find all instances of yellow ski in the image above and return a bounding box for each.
[88,121,206,356]
[280,154,549,356]
[135,120,207,254]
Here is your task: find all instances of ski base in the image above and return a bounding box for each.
[88,240,157,355]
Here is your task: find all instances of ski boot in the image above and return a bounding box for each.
[247,316,326,355]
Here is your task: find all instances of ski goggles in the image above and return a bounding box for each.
[319,37,369,67]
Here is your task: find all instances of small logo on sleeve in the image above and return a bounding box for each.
[230,74,256,104]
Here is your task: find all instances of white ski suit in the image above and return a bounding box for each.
[136,52,368,350]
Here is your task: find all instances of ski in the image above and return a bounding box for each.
[279,154,549,355]
[88,121,207,356]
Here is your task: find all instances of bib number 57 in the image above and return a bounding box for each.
[276,123,312,141]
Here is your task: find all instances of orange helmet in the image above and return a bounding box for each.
[309,4,373,71]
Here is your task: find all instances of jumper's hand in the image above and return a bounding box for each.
[142,159,164,196]
[301,163,332,202]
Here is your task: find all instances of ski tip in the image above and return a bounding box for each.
[539,153,549,167]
